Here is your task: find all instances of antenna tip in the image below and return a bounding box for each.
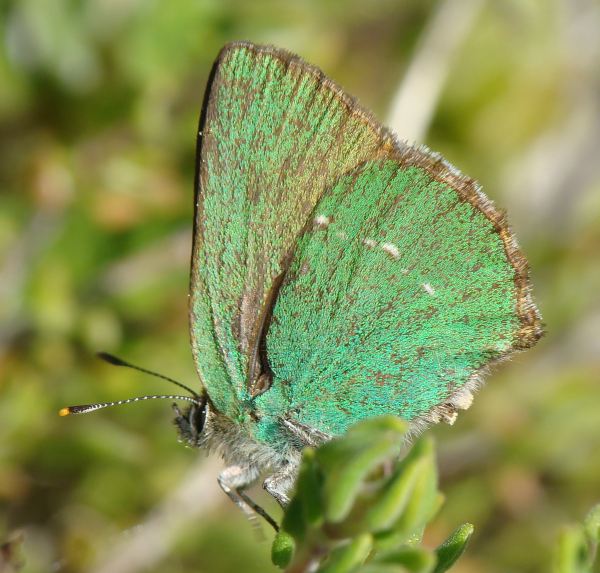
[58,407,72,417]
[97,352,126,366]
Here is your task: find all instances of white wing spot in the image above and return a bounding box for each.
[314,215,331,228]
[363,238,377,248]
[423,283,436,296]
[443,411,458,425]
[336,231,348,240]
[381,242,400,259]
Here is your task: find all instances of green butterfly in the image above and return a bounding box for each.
[64,42,543,527]
[182,41,542,518]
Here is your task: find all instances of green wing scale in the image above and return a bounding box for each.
[190,42,542,446]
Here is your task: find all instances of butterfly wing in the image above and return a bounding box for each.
[256,154,542,438]
[190,43,396,418]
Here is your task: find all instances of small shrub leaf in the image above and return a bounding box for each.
[433,523,474,573]
[272,530,295,569]
[364,441,428,531]
[317,533,373,573]
[553,525,589,573]
[583,503,600,544]
[372,546,436,573]
[317,417,408,522]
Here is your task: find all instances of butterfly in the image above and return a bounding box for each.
[62,42,543,528]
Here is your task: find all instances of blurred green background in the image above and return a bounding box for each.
[1,0,599,572]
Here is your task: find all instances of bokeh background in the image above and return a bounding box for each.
[1,0,599,572]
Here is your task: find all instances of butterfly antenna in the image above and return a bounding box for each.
[59,394,201,416]
[96,352,200,397]
[58,352,204,417]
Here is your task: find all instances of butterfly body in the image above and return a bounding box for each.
[183,42,542,516]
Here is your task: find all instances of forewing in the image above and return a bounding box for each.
[190,43,393,418]
[257,155,542,437]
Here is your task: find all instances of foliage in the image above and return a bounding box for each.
[272,417,473,573]
[552,504,600,573]
[274,419,600,573]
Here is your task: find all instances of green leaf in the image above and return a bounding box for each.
[433,523,474,573]
[372,546,436,573]
[365,439,435,532]
[359,564,412,573]
[553,525,590,573]
[272,530,295,569]
[317,533,373,573]
[344,417,409,442]
[281,448,326,545]
[298,448,326,529]
[282,494,308,543]
[583,503,600,544]
[317,417,408,523]
[374,439,438,550]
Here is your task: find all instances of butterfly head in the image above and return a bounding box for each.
[172,394,209,448]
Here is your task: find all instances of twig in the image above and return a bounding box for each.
[0,210,62,357]
[386,0,485,142]
[88,457,223,573]
[501,0,600,236]
[100,229,190,295]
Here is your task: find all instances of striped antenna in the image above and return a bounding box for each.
[59,353,203,417]
[59,394,200,416]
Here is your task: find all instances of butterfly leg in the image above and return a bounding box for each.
[263,463,298,508]
[218,465,279,531]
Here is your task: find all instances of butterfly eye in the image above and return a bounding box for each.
[191,399,208,434]
[173,396,208,447]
